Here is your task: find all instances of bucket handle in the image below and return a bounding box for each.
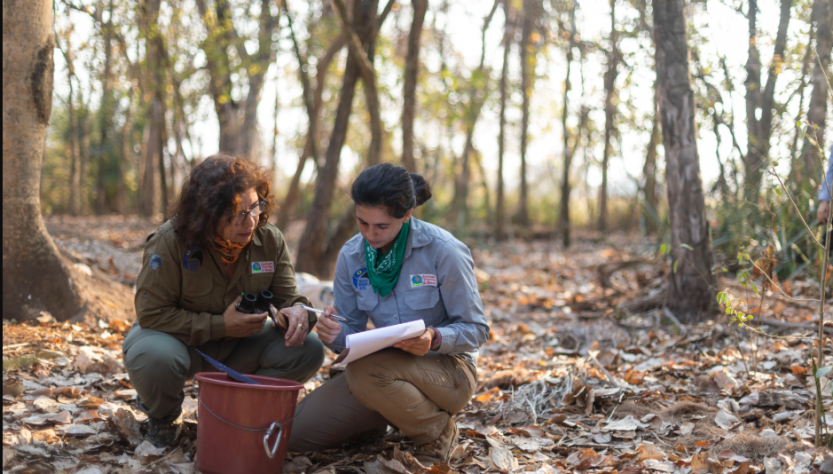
[263,422,283,458]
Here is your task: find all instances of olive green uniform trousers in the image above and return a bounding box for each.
[288,349,476,451]
[123,321,325,420]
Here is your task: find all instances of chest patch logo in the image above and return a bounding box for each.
[411,274,437,287]
[182,249,203,272]
[252,261,275,274]
[352,268,370,291]
[149,254,162,270]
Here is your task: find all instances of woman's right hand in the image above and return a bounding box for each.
[314,306,342,344]
[223,296,267,338]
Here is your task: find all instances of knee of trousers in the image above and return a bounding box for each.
[344,351,403,399]
[124,337,191,393]
[265,332,326,382]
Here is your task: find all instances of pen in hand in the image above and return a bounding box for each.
[299,304,348,322]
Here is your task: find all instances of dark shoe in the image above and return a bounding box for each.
[144,412,182,448]
[414,417,458,467]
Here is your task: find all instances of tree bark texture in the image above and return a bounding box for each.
[599,0,619,232]
[654,0,717,321]
[60,29,82,217]
[559,2,577,247]
[401,0,427,172]
[643,82,661,235]
[801,0,832,181]
[295,0,379,278]
[140,0,165,217]
[3,0,85,321]
[95,0,115,215]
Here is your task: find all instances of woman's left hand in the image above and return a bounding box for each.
[393,328,435,356]
[280,306,309,347]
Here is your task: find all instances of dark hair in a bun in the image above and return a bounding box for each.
[351,163,433,218]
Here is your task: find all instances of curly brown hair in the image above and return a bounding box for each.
[169,154,276,249]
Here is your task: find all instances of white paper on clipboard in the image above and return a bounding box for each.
[332,319,426,367]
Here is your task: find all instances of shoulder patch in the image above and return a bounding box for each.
[149,254,162,270]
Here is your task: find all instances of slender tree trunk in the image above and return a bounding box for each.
[801,0,833,180]
[496,0,511,241]
[276,12,345,229]
[401,0,427,172]
[643,81,660,234]
[599,0,619,232]
[60,30,82,217]
[271,76,280,187]
[79,98,90,215]
[140,0,166,217]
[296,0,378,278]
[116,89,133,214]
[95,0,115,215]
[744,0,763,206]
[515,0,533,226]
[559,1,577,247]
[654,0,717,321]
[789,23,815,171]
[3,0,85,321]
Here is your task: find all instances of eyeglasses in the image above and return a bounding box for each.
[230,201,267,226]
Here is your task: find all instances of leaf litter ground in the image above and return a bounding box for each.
[3,217,832,473]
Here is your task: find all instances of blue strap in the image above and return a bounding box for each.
[195,349,262,385]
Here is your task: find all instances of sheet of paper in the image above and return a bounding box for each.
[333,319,426,367]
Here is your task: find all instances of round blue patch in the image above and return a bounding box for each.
[253,262,262,272]
[149,254,162,270]
[352,268,369,291]
[182,249,203,272]
[411,275,423,286]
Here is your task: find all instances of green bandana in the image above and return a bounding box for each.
[364,220,411,297]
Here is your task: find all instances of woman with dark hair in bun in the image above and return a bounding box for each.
[289,163,490,466]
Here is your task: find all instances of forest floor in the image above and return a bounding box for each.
[3,216,833,473]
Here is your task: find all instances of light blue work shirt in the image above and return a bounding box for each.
[819,146,833,202]
[327,218,490,366]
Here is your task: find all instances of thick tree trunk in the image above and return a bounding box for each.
[515,0,533,226]
[295,0,378,278]
[801,0,832,180]
[3,0,85,321]
[559,2,577,247]
[599,0,618,232]
[654,0,717,321]
[401,0,427,172]
[140,0,166,217]
[496,0,511,241]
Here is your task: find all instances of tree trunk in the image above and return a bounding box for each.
[79,96,90,215]
[3,0,85,321]
[745,0,792,204]
[515,0,533,226]
[800,0,832,181]
[60,30,82,217]
[401,0,427,172]
[496,0,511,241]
[559,1,577,247]
[95,0,115,215]
[599,0,619,232]
[654,0,717,321]
[789,23,814,170]
[140,0,166,217]
[296,0,378,278]
[643,81,660,234]
[116,88,133,215]
[275,14,345,229]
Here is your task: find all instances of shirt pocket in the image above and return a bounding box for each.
[244,275,273,298]
[356,290,379,312]
[405,288,441,324]
[181,274,213,311]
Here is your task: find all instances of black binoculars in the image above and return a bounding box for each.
[237,290,274,314]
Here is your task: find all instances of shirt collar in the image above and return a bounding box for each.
[251,228,263,247]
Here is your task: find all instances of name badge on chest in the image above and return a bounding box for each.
[252,261,275,274]
[410,274,437,287]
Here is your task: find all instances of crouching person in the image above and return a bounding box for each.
[123,155,325,447]
[288,164,490,466]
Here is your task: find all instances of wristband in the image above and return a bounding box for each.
[430,328,442,351]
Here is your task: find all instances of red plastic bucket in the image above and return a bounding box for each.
[194,372,303,474]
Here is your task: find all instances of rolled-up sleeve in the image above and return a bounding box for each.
[819,146,833,202]
[135,233,226,346]
[433,240,490,355]
[327,251,368,353]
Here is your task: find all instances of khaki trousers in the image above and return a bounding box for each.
[122,322,325,420]
[288,349,476,451]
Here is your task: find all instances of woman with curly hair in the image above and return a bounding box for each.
[122,155,324,447]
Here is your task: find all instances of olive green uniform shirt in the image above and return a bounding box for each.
[135,221,313,347]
